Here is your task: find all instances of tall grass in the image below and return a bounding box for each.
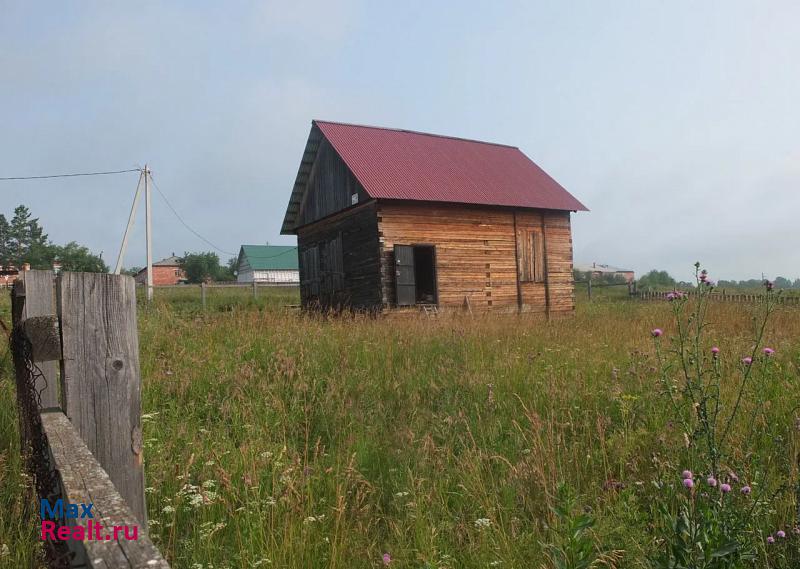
[1,287,798,567]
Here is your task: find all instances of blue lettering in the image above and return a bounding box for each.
[40,499,63,519]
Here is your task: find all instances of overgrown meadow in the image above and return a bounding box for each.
[1,282,799,568]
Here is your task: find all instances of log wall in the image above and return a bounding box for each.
[297,201,382,309]
[377,202,575,313]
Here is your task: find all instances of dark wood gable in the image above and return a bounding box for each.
[296,135,371,228]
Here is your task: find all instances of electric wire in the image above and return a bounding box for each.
[0,168,141,181]
[147,173,238,257]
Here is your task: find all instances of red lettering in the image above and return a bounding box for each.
[56,526,71,540]
[73,525,85,540]
[41,520,56,540]
[113,526,122,540]
[123,526,138,540]
[94,522,103,540]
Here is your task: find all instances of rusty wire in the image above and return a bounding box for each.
[10,325,74,568]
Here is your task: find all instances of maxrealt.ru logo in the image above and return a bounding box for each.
[40,499,139,541]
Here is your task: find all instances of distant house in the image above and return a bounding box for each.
[236,245,299,284]
[0,265,22,288]
[281,120,587,312]
[574,262,635,283]
[135,255,187,286]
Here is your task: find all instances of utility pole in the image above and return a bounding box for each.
[145,165,154,302]
[113,170,144,275]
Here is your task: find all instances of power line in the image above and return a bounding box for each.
[147,173,238,257]
[0,168,141,181]
[247,247,298,260]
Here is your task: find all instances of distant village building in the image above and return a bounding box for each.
[281,120,588,312]
[134,255,187,286]
[236,245,299,284]
[0,265,21,288]
[574,262,635,283]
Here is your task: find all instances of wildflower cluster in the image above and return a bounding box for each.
[647,264,793,567]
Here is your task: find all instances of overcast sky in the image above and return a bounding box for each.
[2,1,799,281]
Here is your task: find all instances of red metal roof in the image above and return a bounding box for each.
[315,120,588,212]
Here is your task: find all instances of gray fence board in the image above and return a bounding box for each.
[57,272,147,526]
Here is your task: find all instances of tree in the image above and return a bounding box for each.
[49,242,108,273]
[773,276,793,289]
[638,269,676,289]
[0,205,106,273]
[0,214,10,267]
[182,252,223,283]
[8,205,49,267]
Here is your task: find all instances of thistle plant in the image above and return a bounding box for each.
[648,264,795,567]
[652,263,779,474]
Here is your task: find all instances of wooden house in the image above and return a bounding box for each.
[236,245,299,284]
[281,120,588,313]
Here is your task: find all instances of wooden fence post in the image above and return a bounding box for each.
[252,281,258,299]
[12,270,60,409]
[57,272,147,526]
[201,282,207,309]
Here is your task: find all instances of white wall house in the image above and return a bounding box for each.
[236,245,299,284]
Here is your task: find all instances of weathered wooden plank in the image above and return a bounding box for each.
[57,272,147,526]
[41,411,169,568]
[22,315,62,362]
[16,270,60,408]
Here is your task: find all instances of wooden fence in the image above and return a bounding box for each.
[11,270,169,568]
[635,289,800,304]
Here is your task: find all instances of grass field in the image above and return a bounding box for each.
[1,285,799,568]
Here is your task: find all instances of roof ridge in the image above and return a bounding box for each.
[313,119,520,150]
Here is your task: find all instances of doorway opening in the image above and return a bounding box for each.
[413,246,437,304]
[394,244,438,306]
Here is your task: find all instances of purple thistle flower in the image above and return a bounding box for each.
[707,476,717,487]
[711,346,720,356]
[741,485,751,495]
[764,280,774,291]
[767,536,775,544]
[681,470,693,480]
[742,356,753,366]
[666,292,676,301]
[729,472,739,482]
[720,483,732,493]
[382,553,391,565]
[683,478,694,489]
[763,347,775,356]
[777,530,786,539]
[652,328,663,338]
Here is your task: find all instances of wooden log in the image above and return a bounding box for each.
[41,411,169,568]
[22,315,62,362]
[57,272,147,526]
[14,270,60,408]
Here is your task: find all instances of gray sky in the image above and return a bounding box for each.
[2,1,799,281]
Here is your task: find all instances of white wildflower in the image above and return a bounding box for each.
[394,491,410,498]
[162,505,175,514]
[0,544,9,558]
[474,518,491,529]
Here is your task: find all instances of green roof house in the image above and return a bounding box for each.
[236,245,299,284]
